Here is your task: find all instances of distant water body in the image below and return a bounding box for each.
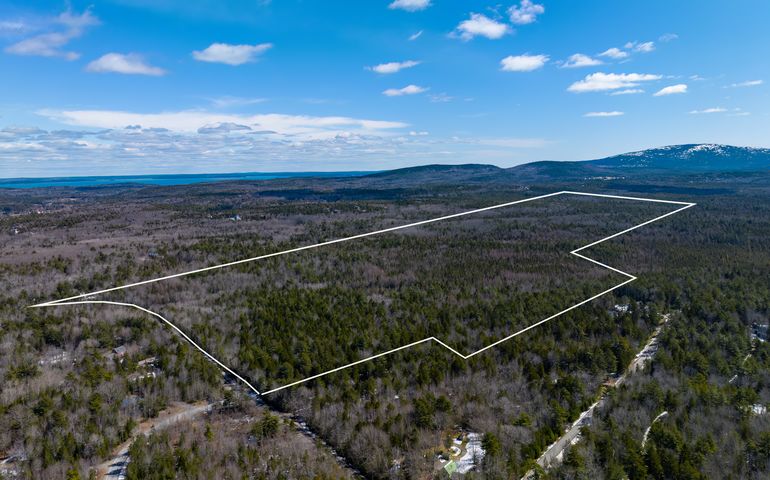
[0,171,376,189]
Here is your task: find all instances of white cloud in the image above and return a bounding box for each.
[409,30,423,41]
[209,96,267,108]
[367,60,420,74]
[508,0,545,25]
[689,107,727,114]
[388,0,431,12]
[636,41,655,52]
[728,79,763,88]
[38,109,408,140]
[4,9,99,60]
[583,111,624,117]
[197,122,252,134]
[0,125,549,177]
[500,54,549,72]
[192,42,272,66]
[626,41,655,53]
[6,32,81,60]
[659,33,678,42]
[568,73,662,93]
[382,85,428,96]
[429,93,454,103]
[454,13,511,40]
[86,53,166,76]
[599,47,629,60]
[0,20,28,33]
[610,88,645,95]
[561,53,602,68]
[653,84,687,96]
[0,126,46,137]
[58,9,100,30]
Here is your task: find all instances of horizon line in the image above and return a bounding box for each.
[1,141,761,183]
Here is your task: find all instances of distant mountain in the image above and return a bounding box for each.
[509,144,770,180]
[356,145,770,187]
[588,144,770,172]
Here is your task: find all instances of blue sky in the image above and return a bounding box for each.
[1,0,768,177]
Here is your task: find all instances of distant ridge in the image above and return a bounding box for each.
[366,163,502,177]
[365,144,770,186]
[359,163,505,186]
[3,144,767,189]
[509,144,770,180]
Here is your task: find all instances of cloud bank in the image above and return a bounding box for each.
[0,111,548,177]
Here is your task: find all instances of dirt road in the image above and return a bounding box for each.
[96,401,214,479]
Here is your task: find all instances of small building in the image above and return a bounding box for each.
[128,371,157,382]
[0,452,26,478]
[137,356,157,367]
[751,323,768,342]
[113,345,128,358]
[613,304,630,314]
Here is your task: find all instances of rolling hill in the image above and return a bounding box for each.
[357,144,770,186]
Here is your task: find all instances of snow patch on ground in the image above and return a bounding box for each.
[456,433,485,474]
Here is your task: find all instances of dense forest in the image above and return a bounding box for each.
[1,168,769,479]
[549,195,770,479]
